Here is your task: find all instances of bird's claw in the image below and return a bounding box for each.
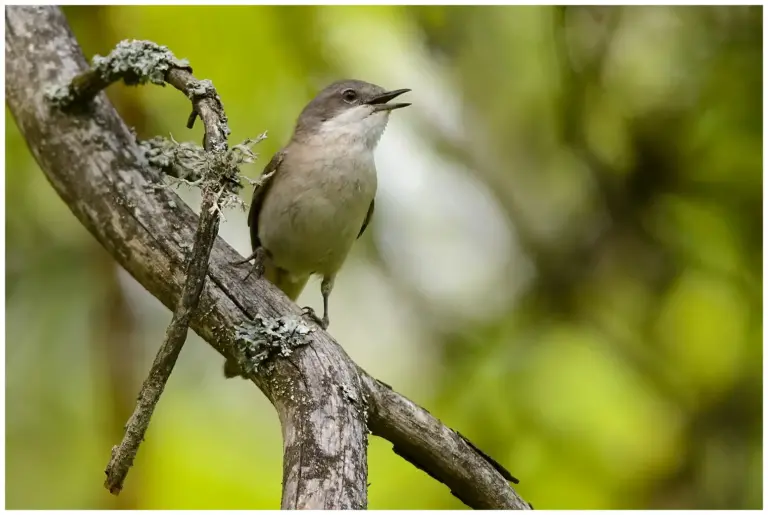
[243,260,264,281]
[301,306,328,329]
[230,258,247,266]
[231,248,265,281]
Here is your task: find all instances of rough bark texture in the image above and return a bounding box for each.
[70,39,235,496]
[5,5,529,510]
[103,192,221,495]
[363,377,530,509]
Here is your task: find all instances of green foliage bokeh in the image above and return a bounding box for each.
[5,5,762,509]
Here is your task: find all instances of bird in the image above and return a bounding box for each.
[230,79,410,350]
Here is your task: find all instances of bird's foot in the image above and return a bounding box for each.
[243,260,264,281]
[301,306,329,330]
[229,256,251,266]
[230,248,265,281]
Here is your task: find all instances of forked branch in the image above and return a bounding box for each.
[5,5,530,510]
[50,37,247,495]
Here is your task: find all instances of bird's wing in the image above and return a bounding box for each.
[248,148,286,251]
[357,199,375,239]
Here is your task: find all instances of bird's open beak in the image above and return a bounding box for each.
[367,88,411,112]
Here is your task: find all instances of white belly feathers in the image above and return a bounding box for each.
[257,142,377,276]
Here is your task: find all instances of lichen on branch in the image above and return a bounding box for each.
[47,39,191,107]
[41,35,253,496]
[7,8,531,508]
[141,133,268,216]
[232,315,316,377]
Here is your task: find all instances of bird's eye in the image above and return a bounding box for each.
[342,89,357,103]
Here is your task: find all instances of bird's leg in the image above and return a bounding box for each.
[301,275,334,330]
[319,275,333,329]
[244,247,266,281]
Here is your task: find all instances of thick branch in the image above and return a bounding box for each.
[5,5,529,510]
[363,376,531,509]
[6,6,367,508]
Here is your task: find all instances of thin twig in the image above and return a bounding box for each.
[103,189,222,494]
[52,39,234,495]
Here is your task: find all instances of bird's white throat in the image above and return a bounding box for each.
[317,105,390,150]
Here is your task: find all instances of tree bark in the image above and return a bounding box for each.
[5,5,529,510]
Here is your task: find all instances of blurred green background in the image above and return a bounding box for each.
[5,5,762,510]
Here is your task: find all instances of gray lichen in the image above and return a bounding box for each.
[233,315,316,376]
[45,82,78,107]
[141,133,267,215]
[186,78,215,98]
[184,78,232,148]
[47,39,191,107]
[91,39,190,87]
[140,136,207,182]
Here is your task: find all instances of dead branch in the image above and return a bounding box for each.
[5,5,530,510]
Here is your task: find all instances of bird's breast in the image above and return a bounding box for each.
[258,145,377,276]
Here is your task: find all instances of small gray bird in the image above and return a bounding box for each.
[232,79,410,331]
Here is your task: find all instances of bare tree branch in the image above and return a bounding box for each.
[103,194,221,495]
[5,5,529,510]
[363,376,530,509]
[49,37,241,494]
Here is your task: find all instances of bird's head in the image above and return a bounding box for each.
[293,79,411,149]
